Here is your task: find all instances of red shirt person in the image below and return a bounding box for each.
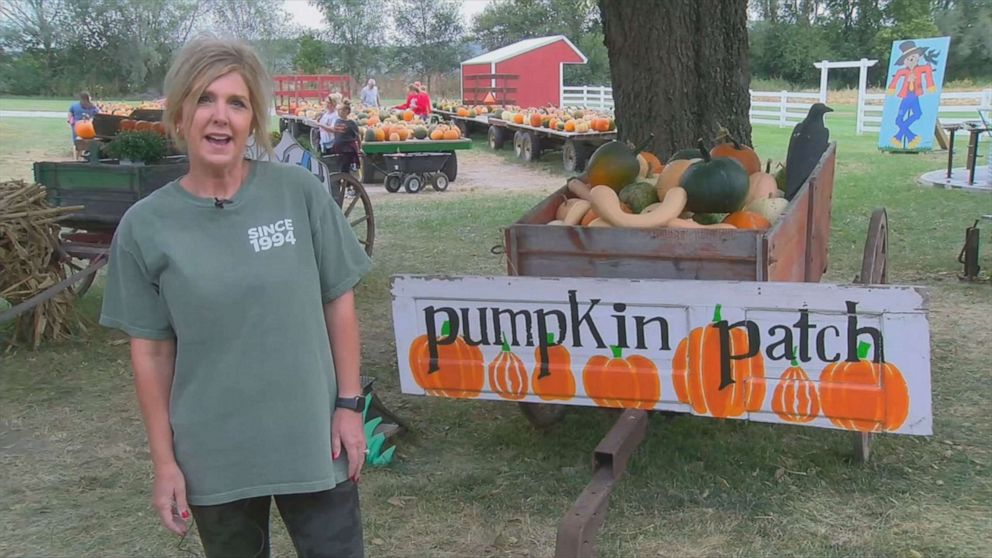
[393,84,430,118]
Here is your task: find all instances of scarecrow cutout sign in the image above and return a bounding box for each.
[391,275,933,436]
[878,36,951,152]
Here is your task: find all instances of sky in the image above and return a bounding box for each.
[283,0,492,32]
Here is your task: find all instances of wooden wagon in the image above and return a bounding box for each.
[487,117,617,172]
[1,132,375,325]
[497,143,895,556]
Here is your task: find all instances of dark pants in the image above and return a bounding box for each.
[190,481,363,558]
[331,142,360,173]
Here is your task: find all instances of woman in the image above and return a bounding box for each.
[99,36,371,558]
[330,100,361,173]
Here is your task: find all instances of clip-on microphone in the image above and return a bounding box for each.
[214,197,233,209]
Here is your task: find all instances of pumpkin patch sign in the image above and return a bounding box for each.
[391,275,932,435]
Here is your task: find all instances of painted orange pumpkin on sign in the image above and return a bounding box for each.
[488,336,528,400]
[771,347,820,423]
[672,305,766,418]
[582,345,660,409]
[818,341,909,432]
[532,333,576,402]
[408,320,484,398]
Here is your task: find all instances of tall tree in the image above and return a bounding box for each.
[599,0,752,159]
[392,0,467,91]
[204,0,290,42]
[310,0,390,91]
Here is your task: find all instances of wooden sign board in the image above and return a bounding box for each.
[391,275,932,436]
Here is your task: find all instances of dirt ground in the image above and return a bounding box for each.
[361,148,566,199]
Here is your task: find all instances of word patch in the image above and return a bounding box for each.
[248,219,296,252]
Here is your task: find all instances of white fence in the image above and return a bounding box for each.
[749,90,819,127]
[860,88,991,134]
[561,85,614,110]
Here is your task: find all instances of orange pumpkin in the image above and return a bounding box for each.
[402,110,414,121]
[532,333,576,401]
[512,113,525,124]
[119,119,136,132]
[564,119,577,132]
[457,107,469,117]
[389,132,400,142]
[74,120,96,139]
[529,113,543,127]
[582,346,660,409]
[818,341,909,432]
[639,152,664,175]
[722,210,771,230]
[134,120,153,132]
[151,121,167,136]
[396,127,410,141]
[672,304,765,418]
[488,337,528,400]
[443,128,460,140]
[771,348,820,423]
[374,128,386,141]
[591,117,611,132]
[710,134,761,175]
[408,321,484,398]
[366,115,380,126]
[429,129,445,140]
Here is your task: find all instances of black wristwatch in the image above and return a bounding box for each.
[335,395,366,413]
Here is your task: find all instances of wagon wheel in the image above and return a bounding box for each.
[62,258,99,297]
[852,207,888,464]
[521,133,541,162]
[330,172,375,257]
[562,140,589,172]
[518,402,569,429]
[513,131,525,158]
[488,126,507,150]
[441,152,458,182]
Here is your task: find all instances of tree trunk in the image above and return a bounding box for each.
[599,0,752,159]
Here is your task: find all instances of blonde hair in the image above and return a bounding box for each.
[163,35,273,154]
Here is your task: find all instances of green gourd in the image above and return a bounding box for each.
[678,139,749,213]
[581,134,654,193]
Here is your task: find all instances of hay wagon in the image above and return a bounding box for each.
[487,117,617,172]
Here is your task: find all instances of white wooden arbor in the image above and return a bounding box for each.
[814,58,879,134]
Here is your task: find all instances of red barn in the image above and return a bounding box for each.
[461,35,587,108]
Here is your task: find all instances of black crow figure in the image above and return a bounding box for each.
[785,103,833,200]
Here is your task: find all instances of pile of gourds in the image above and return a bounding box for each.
[548,131,788,230]
[497,107,615,133]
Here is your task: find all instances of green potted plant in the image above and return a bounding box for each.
[106,130,167,165]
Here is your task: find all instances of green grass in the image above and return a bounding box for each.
[2,110,991,557]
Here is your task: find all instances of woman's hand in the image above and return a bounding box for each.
[153,462,190,535]
[332,409,366,483]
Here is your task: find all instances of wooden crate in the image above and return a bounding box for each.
[504,143,836,282]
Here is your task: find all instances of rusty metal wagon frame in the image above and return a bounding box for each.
[501,144,892,557]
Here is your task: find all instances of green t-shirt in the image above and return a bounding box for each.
[99,160,372,505]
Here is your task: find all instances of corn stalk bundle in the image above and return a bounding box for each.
[0,180,86,349]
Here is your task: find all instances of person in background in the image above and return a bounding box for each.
[331,100,362,173]
[359,79,379,108]
[415,84,433,118]
[317,95,340,154]
[99,36,369,558]
[393,84,429,118]
[67,91,100,146]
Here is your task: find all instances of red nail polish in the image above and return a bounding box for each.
[181,510,189,519]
